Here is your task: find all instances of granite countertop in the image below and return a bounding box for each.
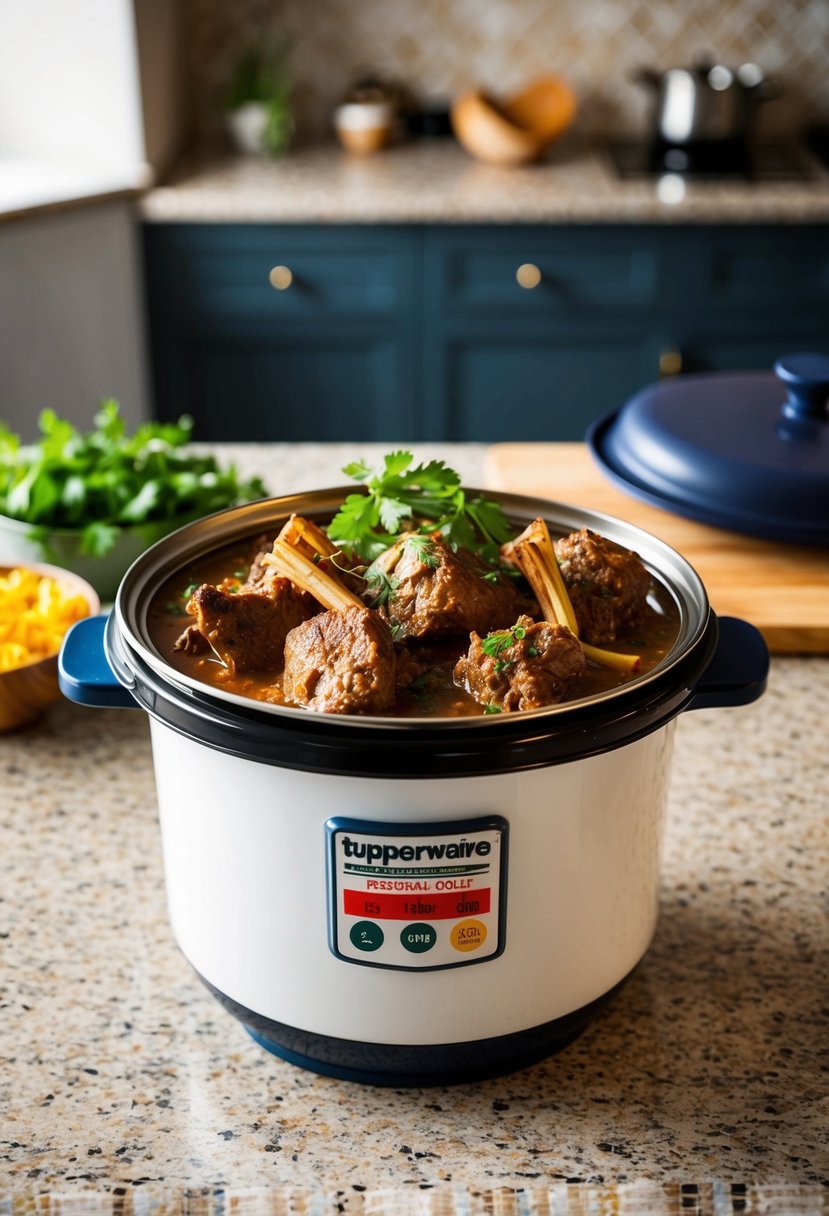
[138,139,829,225]
[1,445,827,1216]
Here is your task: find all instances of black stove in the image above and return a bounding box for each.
[607,139,820,182]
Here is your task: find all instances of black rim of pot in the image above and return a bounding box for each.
[105,608,719,779]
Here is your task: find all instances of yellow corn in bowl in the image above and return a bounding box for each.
[0,564,99,731]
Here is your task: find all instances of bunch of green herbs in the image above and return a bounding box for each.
[327,450,515,565]
[0,401,267,557]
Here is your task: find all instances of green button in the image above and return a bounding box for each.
[400,923,437,953]
[350,920,384,952]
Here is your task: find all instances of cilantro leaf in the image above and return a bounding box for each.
[377,495,411,534]
[481,624,528,658]
[382,450,416,479]
[341,459,372,481]
[403,534,439,567]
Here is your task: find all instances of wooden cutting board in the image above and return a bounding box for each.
[484,443,829,654]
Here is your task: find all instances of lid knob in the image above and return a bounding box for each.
[775,352,829,421]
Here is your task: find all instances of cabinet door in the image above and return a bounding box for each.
[671,225,829,375]
[427,326,665,442]
[680,225,829,318]
[422,227,671,440]
[163,331,407,442]
[143,224,419,442]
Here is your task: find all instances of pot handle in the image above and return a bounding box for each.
[58,613,138,709]
[687,616,769,711]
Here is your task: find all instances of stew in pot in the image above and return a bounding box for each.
[147,454,680,719]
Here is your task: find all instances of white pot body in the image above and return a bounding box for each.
[150,717,675,1047]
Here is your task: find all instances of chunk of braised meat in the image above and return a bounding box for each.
[454,615,586,713]
[173,623,210,656]
[283,605,396,715]
[381,536,530,642]
[553,528,650,645]
[182,581,317,676]
[243,541,282,593]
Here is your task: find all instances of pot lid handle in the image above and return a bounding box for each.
[775,352,829,422]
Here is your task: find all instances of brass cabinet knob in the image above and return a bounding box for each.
[516,262,542,290]
[659,347,683,377]
[269,265,294,291]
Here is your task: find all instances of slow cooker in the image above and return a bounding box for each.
[58,487,768,1086]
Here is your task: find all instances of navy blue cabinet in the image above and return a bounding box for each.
[142,225,419,441]
[659,226,829,377]
[142,222,829,442]
[421,226,674,440]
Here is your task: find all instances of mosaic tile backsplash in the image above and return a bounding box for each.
[183,0,829,146]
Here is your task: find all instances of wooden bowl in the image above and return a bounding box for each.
[0,564,99,732]
[451,75,577,166]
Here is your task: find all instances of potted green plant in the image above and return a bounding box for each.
[224,39,294,157]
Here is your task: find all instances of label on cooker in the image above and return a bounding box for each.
[325,816,508,971]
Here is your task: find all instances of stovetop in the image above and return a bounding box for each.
[607,140,821,182]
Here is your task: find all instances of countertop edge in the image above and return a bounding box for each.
[134,143,829,226]
[2,1180,827,1214]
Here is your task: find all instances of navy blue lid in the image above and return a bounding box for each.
[587,353,829,546]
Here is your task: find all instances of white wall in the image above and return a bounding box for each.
[0,202,149,439]
[0,0,191,435]
[0,0,147,176]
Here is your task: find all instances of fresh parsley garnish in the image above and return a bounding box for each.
[403,534,439,567]
[480,624,527,658]
[362,564,400,608]
[0,401,267,558]
[326,450,514,564]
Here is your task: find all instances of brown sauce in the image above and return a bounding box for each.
[147,534,681,719]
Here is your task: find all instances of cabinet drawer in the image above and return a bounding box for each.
[429,228,663,315]
[144,225,413,325]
